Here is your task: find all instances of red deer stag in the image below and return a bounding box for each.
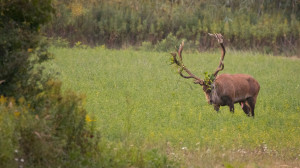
[171,33,260,117]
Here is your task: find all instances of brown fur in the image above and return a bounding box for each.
[203,74,260,116]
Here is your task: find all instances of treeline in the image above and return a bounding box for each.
[45,0,300,55]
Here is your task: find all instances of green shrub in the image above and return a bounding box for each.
[140,41,154,51]
[155,33,179,52]
[0,0,54,98]
[0,81,100,168]
[0,97,19,168]
[0,1,100,167]
[48,37,70,48]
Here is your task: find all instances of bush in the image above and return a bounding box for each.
[48,37,70,48]
[0,81,99,168]
[140,41,154,51]
[0,0,54,98]
[0,97,19,168]
[0,1,99,167]
[155,33,179,52]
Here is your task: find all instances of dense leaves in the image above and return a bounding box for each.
[0,82,94,167]
[0,1,97,167]
[0,0,54,98]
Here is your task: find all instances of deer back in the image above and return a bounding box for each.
[210,74,260,105]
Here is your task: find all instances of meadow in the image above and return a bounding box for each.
[47,46,300,167]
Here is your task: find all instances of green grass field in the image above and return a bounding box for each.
[47,47,300,167]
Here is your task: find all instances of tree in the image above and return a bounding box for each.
[0,0,54,98]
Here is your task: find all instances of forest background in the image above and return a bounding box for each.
[45,0,300,56]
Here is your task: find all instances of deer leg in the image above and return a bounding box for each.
[246,97,255,117]
[229,104,234,113]
[221,96,234,113]
[214,104,220,112]
[240,101,251,116]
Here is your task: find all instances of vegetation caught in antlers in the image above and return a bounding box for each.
[171,41,203,85]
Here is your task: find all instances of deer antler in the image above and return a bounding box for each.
[208,33,226,77]
[171,41,204,85]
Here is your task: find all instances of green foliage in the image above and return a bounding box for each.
[0,82,101,168]
[0,0,54,98]
[74,41,89,49]
[203,72,215,89]
[48,37,70,48]
[0,97,19,168]
[155,33,179,52]
[45,0,300,55]
[140,41,153,51]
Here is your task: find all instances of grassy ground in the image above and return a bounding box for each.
[47,46,300,167]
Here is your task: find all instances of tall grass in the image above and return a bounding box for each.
[45,0,300,55]
[47,46,300,167]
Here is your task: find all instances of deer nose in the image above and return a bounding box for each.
[209,100,213,104]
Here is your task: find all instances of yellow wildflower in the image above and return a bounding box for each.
[18,97,25,104]
[0,95,7,104]
[14,111,20,118]
[85,115,96,122]
[71,3,83,17]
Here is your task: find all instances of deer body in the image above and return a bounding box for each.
[204,74,260,116]
[171,33,260,117]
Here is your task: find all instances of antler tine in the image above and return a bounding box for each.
[178,40,184,62]
[208,33,223,44]
[170,40,184,66]
[213,64,224,76]
[170,40,204,84]
[216,33,224,43]
[208,33,217,37]
[209,33,226,77]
